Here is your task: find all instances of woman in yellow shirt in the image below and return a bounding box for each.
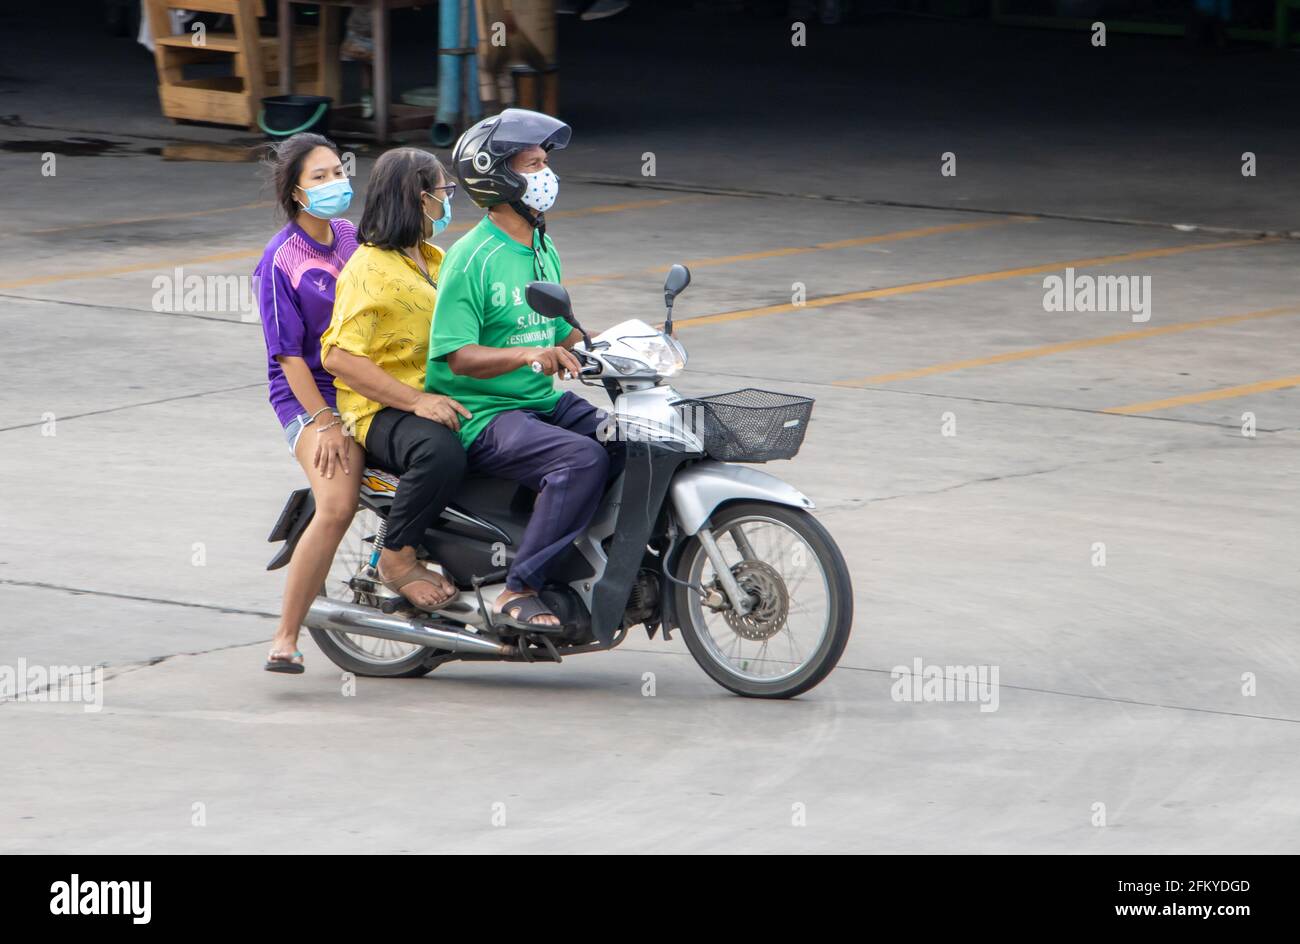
[322,148,469,610]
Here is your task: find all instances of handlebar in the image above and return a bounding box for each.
[574,347,603,377]
[528,347,604,379]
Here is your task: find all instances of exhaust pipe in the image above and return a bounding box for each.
[430,589,494,629]
[305,597,514,656]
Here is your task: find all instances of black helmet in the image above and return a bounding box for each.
[452,108,571,213]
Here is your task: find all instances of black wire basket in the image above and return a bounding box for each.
[674,389,815,462]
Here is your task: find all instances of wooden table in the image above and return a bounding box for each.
[277,0,437,144]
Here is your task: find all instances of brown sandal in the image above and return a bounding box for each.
[379,562,456,611]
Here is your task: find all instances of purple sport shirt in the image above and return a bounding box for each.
[254,218,359,426]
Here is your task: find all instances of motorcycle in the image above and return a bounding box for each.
[266,264,853,698]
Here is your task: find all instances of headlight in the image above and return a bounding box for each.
[618,332,687,376]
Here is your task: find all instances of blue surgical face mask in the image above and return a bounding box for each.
[424,194,452,240]
[298,178,353,219]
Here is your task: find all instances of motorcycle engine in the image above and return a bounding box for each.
[622,570,661,627]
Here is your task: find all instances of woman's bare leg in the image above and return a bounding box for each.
[269,434,365,662]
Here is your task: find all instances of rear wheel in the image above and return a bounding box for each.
[308,505,442,678]
[674,502,853,698]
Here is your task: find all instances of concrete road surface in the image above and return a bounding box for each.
[1,5,1298,853]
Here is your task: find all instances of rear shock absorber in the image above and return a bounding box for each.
[367,517,388,573]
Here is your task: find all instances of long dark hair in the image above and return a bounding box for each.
[358,147,447,251]
[265,132,340,220]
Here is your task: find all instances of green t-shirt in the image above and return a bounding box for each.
[425,215,571,447]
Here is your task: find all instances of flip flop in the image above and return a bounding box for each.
[264,649,305,674]
[495,593,566,633]
[379,561,456,612]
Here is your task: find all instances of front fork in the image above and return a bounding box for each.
[695,523,754,616]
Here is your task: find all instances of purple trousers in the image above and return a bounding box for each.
[468,392,623,593]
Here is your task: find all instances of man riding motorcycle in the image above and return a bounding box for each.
[426,109,625,630]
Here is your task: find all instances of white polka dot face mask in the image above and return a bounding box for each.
[519,167,559,213]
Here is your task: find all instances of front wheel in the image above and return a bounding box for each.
[673,501,853,698]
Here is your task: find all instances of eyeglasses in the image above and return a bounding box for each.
[426,183,458,199]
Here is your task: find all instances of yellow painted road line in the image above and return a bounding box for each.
[836,304,1300,387]
[15,195,701,240]
[0,196,699,291]
[1103,375,1300,415]
[0,249,268,291]
[565,217,1034,286]
[547,196,700,219]
[675,237,1280,330]
[23,201,277,236]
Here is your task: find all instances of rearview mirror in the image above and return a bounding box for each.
[526,281,574,323]
[662,264,691,336]
[664,263,691,306]
[526,280,593,349]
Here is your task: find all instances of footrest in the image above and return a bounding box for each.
[495,621,569,638]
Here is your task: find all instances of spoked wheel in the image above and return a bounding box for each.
[307,505,441,678]
[674,501,853,698]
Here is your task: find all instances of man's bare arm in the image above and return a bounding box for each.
[446,343,581,379]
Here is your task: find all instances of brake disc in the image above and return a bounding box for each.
[721,560,790,641]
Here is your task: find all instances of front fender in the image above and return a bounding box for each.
[669,460,814,535]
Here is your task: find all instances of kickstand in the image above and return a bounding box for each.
[538,634,562,663]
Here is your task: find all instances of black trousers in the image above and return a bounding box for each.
[364,408,467,553]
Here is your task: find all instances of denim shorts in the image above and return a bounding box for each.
[284,411,340,455]
[283,413,312,455]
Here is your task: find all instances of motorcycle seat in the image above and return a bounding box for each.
[448,472,537,529]
[361,467,535,541]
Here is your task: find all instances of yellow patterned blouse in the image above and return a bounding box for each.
[321,241,444,446]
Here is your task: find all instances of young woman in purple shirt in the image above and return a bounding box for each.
[254,134,362,673]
